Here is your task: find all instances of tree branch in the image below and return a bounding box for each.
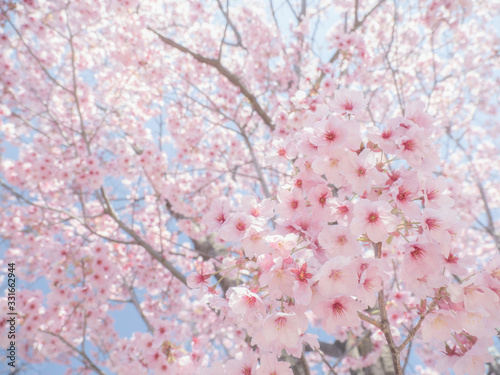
[398,299,438,353]
[40,330,106,375]
[148,27,275,131]
[98,187,188,286]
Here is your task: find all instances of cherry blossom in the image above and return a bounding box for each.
[350,199,398,243]
[1,1,499,374]
[330,88,368,117]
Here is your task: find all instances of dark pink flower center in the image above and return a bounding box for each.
[275,316,287,329]
[426,188,438,201]
[357,167,366,176]
[338,206,349,215]
[402,139,415,151]
[242,294,257,308]
[445,253,459,264]
[410,245,425,260]
[397,188,410,202]
[319,194,327,206]
[425,217,440,230]
[331,302,346,317]
[367,212,379,223]
[235,220,247,231]
[325,131,336,142]
[382,129,393,139]
[216,213,226,224]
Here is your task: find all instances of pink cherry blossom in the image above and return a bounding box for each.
[330,88,368,117]
[275,188,306,218]
[341,149,385,195]
[315,256,359,297]
[219,212,252,242]
[421,208,458,245]
[290,262,313,305]
[256,354,293,375]
[317,225,361,257]
[316,296,366,332]
[448,280,499,315]
[311,148,347,187]
[400,242,442,280]
[350,199,398,243]
[228,287,266,319]
[204,198,231,232]
[261,312,307,349]
[3,2,500,373]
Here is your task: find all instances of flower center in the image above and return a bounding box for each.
[319,195,327,206]
[236,221,246,231]
[242,294,257,308]
[397,188,410,202]
[425,217,440,230]
[329,270,342,280]
[410,245,425,260]
[337,235,347,246]
[329,158,339,167]
[325,131,336,142]
[382,129,393,139]
[368,212,379,223]
[275,316,287,330]
[331,302,346,317]
[402,139,415,151]
[216,213,226,223]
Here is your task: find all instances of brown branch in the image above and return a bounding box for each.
[378,289,402,374]
[126,282,155,333]
[398,299,438,353]
[237,125,271,198]
[216,0,244,48]
[358,311,382,329]
[98,187,188,286]
[40,330,106,375]
[148,27,275,131]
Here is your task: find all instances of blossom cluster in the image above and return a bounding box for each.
[189,89,500,374]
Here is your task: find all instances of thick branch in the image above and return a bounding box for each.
[148,27,275,131]
[378,290,402,374]
[98,188,188,286]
